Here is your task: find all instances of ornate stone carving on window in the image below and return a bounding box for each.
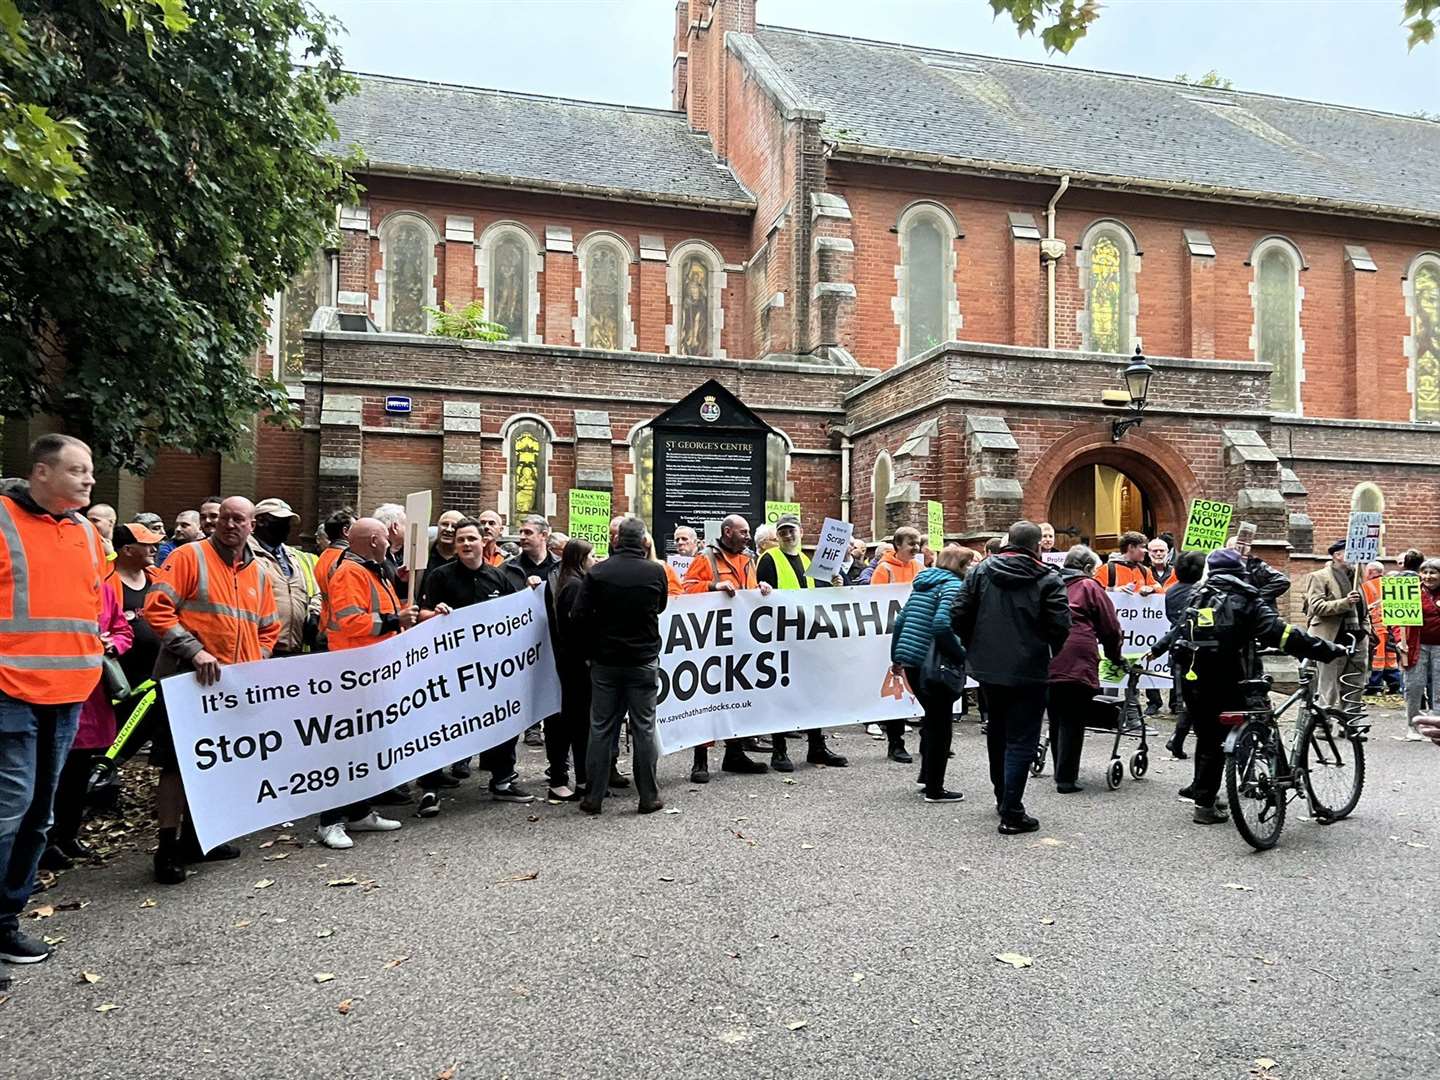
[1407,254,1440,423]
[577,235,633,351]
[378,213,438,333]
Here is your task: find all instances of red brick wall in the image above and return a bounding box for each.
[143,450,221,527]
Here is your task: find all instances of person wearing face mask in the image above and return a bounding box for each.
[248,498,320,658]
[682,513,774,782]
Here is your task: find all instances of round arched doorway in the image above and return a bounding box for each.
[1049,462,1153,555]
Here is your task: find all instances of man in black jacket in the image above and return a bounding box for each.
[950,520,1071,835]
[575,517,669,814]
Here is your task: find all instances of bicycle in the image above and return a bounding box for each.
[1222,653,1369,851]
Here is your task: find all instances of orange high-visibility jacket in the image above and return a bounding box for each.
[325,554,402,651]
[664,561,684,597]
[144,539,279,668]
[870,553,921,586]
[0,492,105,705]
[1094,559,1162,592]
[682,548,758,594]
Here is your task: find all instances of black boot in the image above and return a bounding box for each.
[770,734,794,773]
[722,743,768,774]
[690,747,710,785]
[153,829,187,885]
[179,818,241,863]
[887,741,913,764]
[806,732,848,767]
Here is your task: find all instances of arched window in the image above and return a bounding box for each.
[377,213,438,333]
[1405,253,1440,423]
[1253,237,1304,413]
[871,451,893,541]
[275,250,331,380]
[477,223,541,343]
[668,242,725,358]
[1350,482,1384,515]
[577,234,633,351]
[895,202,960,362]
[630,426,654,531]
[503,417,551,526]
[1080,221,1139,354]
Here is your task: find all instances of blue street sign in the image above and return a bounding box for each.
[384,395,412,415]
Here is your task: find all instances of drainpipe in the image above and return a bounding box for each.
[840,432,853,524]
[1046,174,1071,350]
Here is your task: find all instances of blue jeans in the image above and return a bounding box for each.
[0,692,81,932]
[982,683,1047,820]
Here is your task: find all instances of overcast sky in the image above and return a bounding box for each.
[315,0,1437,117]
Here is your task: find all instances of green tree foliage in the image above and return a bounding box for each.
[1175,70,1234,90]
[0,1,358,472]
[424,300,509,342]
[991,0,1436,53]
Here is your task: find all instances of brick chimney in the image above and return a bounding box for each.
[674,0,757,147]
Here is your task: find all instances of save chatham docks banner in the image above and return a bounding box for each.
[655,584,922,753]
[165,589,560,853]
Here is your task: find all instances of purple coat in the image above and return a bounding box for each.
[1048,571,1124,689]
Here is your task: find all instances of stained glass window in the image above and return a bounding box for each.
[383,217,433,333]
[1257,244,1299,412]
[1413,259,1440,422]
[677,253,712,356]
[1087,232,1126,354]
[766,432,789,503]
[585,242,625,350]
[904,216,946,359]
[278,251,330,380]
[489,235,529,340]
[631,428,653,530]
[508,421,548,525]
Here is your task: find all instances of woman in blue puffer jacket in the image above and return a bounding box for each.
[890,545,977,802]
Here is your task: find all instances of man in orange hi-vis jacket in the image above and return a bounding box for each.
[0,434,105,966]
[682,514,773,783]
[143,496,279,886]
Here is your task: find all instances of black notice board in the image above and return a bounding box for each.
[649,380,773,553]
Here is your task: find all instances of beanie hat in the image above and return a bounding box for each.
[1206,548,1243,572]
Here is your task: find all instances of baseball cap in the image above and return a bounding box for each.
[776,513,801,530]
[254,498,296,518]
[135,512,164,530]
[1327,539,1347,555]
[114,522,163,547]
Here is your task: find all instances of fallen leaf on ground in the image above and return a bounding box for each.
[263,852,290,861]
[782,778,798,785]
[437,1068,455,1080]
[511,985,529,997]
[1040,917,1056,925]
[851,972,865,984]
[317,929,334,939]
[662,807,681,815]
[800,843,814,850]
[784,1019,808,1031]
[658,875,675,882]
[42,935,64,946]
[233,919,252,929]
[95,1003,120,1014]
[27,905,54,919]
[910,1017,920,1026]
[1254,1058,1277,1070]
[326,877,359,887]
[1222,883,1255,892]
[384,956,410,970]
[313,973,335,984]
[527,814,540,822]
[337,999,352,1015]
[0,996,8,1007]
[497,871,539,884]
[258,840,275,849]
[80,971,101,985]
[1036,837,1065,847]
[253,879,275,890]
[994,952,1034,969]
[139,898,156,909]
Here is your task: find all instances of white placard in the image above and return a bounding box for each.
[1042,552,1067,566]
[1343,511,1382,565]
[1101,589,1171,690]
[806,517,854,581]
[404,489,433,580]
[164,588,560,853]
[667,554,694,578]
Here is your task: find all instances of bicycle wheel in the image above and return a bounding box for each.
[1225,720,1287,851]
[1300,709,1365,822]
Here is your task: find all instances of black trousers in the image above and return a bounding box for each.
[1182,683,1226,807]
[1045,682,1097,787]
[983,683,1048,819]
[547,662,591,789]
[49,747,98,848]
[905,667,958,794]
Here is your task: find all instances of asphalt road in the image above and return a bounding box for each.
[3,707,1436,1080]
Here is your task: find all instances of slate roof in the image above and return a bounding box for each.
[751,25,1440,222]
[330,73,754,210]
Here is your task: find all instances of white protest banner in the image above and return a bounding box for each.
[656,585,923,753]
[1343,511,1382,565]
[163,588,561,854]
[1102,589,1171,690]
[807,517,854,581]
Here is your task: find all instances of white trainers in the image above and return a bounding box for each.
[865,723,883,738]
[315,822,353,849]
[347,811,401,832]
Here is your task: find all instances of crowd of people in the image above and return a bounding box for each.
[4,432,1440,968]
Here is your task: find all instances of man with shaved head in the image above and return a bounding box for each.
[143,495,280,884]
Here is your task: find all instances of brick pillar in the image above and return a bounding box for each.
[637,234,667,353]
[1221,429,1287,540]
[441,402,485,515]
[671,1,689,111]
[543,226,575,346]
[442,216,476,312]
[963,415,1023,534]
[1182,230,1216,359]
[1007,213,1041,347]
[336,206,371,314]
[318,393,362,516]
[1344,245,1380,419]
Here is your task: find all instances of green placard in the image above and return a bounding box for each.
[568,489,612,558]
[1382,576,1423,626]
[765,501,801,526]
[1182,499,1233,552]
[926,500,944,551]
